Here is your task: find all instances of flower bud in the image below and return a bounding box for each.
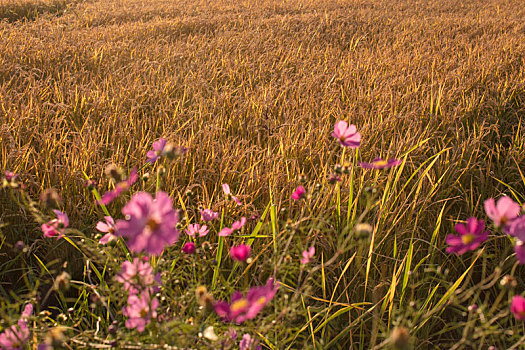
[53,271,71,291]
[40,188,62,208]
[390,326,411,350]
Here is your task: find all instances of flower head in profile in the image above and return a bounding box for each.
[201,209,219,222]
[182,242,196,254]
[96,216,117,244]
[515,240,525,264]
[41,210,69,239]
[214,278,279,324]
[445,217,488,255]
[122,291,159,332]
[115,191,179,255]
[358,158,401,169]
[146,138,168,164]
[504,215,525,241]
[116,258,159,295]
[291,186,306,201]
[222,183,242,206]
[218,217,247,237]
[230,245,251,262]
[484,197,521,227]
[99,168,138,206]
[301,246,315,265]
[185,224,209,238]
[511,295,525,321]
[332,121,361,148]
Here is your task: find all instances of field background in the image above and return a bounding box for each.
[1,0,525,347]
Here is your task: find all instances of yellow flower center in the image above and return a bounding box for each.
[140,308,148,318]
[461,234,475,245]
[146,218,159,231]
[374,160,388,167]
[231,299,249,312]
[256,296,267,306]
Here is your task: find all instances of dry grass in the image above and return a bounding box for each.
[1,0,525,346]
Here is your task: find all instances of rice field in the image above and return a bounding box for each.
[1,0,525,348]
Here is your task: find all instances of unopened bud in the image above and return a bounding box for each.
[53,272,71,291]
[500,275,517,289]
[354,223,373,240]
[390,326,411,350]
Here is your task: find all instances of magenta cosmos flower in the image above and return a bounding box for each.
[222,183,242,206]
[96,216,117,244]
[301,246,315,265]
[115,191,179,255]
[99,168,138,206]
[230,245,251,262]
[4,171,17,181]
[504,215,525,241]
[146,138,167,164]
[511,295,525,321]
[116,258,159,295]
[214,278,279,324]
[445,217,488,255]
[291,186,306,201]
[123,291,159,332]
[358,158,401,169]
[185,224,209,238]
[182,242,196,254]
[41,210,69,239]
[201,208,219,222]
[332,121,361,148]
[484,197,521,227]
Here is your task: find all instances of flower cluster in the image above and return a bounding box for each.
[0,304,32,350]
[41,210,69,239]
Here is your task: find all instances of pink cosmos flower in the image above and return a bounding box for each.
[239,334,262,350]
[185,224,209,238]
[4,171,17,181]
[515,240,525,264]
[218,217,247,237]
[484,197,521,227]
[115,191,179,255]
[0,304,32,350]
[214,278,279,324]
[332,121,361,148]
[511,295,525,321]
[116,258,158,295]
[445,217,488,255]
[230,245,251,262]
[182,242,196,254]
[222,183,242,206]
[146,138,167,164]
[96,216,117,244]
[291,186,306,201]
[99,168,138,206]
[201,209,219,222]
[504,215,525,241]
[41,210,69,239]
[231,217,247,230]
[358,158,402,169]
[123,291,159,332]
[301,246,315,265]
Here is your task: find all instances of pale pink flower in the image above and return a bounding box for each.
[201,209,219,222]
[99,168,138,206]
[504,215,525,241]
[115,191,180,255]
[301,246,315,264]
[515,240,525,264]
[332,121,361,148]
[96,216,117,244]
[218,217,247,237]
[484,197,521,227]
[116,258,158,295]
[0,304,32,350]
[123,291,159,332]
[146,138,167,164]
[222,183,241,206]
[185,224,209,238]
[41,210,69,239]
